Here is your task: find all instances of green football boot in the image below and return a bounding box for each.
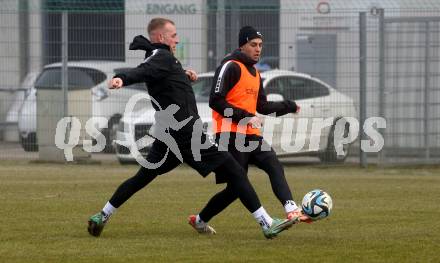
[87,212,107,237]
[263,218,295,239]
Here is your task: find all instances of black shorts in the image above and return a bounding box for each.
[214,132,277,171]
[146,132,229,177]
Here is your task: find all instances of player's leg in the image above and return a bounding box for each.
[190,133,254,223]
[254,154,295,207]
[197,184,236,219]
[195,142,249,224]
[107,156,180,208]
[218,157,297,238]
[253,139,311,223]
[184,132,296,238]
[188,184,236,235]
[88,141,181,237]
[193,155,295,238]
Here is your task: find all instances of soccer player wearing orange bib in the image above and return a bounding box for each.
[188,26,311,234]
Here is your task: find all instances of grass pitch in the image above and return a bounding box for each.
[0,160,439,263]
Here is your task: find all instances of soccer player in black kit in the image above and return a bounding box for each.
[87,18,296,239]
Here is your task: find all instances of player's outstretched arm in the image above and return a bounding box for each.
[108,77,123,89]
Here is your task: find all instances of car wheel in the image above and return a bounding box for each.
[117,158,137,165]
[318,120,350,163]
[102,115,121,153]
[20,133,38,152]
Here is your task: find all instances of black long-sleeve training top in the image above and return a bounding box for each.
[209,49,298,124]
[114,35,200,134]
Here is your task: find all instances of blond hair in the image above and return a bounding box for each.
[147,17,175,35]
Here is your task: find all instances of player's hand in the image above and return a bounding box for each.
[248,116,263,128]
[109,78,123,89]
[294,104,301,114]
[185,69,198,82]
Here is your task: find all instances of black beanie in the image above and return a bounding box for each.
[238,26,263,47]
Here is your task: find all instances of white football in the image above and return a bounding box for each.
[301,189,333,220]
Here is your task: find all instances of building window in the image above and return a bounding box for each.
[207,0,280,71]
[42,0,125,65]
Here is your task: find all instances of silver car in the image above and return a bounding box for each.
[18,61,148,152]
[115,70,356,164]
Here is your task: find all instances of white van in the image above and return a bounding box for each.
[18,61,150,152]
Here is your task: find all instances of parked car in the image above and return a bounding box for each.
[115,70,357,164]
[261,70,356,162]
[18,60,149,152]
[255,56,279,71]
[3,72,38,143]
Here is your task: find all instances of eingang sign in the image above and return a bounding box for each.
[146,3,197,14]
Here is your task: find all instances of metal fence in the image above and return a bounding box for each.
[380,13,440,164]
[0,0,439,166]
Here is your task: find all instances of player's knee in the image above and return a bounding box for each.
[136,167,160,180]
[263,157,283,174]
[227,155,246,172]
[225,184,239,197]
